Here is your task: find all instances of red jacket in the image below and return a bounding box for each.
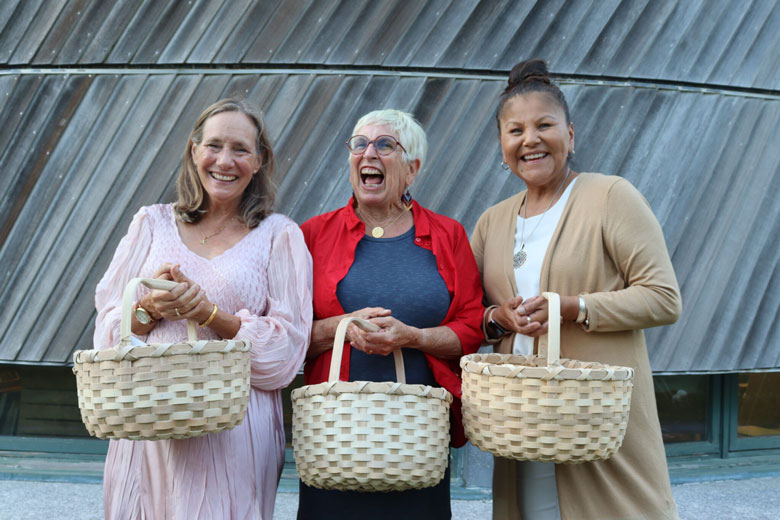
[300,199,484,447]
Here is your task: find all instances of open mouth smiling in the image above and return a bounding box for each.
[522,152,547,162]
[210,171,238,182]
[360,167,384,186]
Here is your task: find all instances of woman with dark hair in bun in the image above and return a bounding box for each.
[470,59,682,519]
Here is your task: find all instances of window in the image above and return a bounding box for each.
[0,365,90,438]
[654,374,713,444]
[737,373,780,438]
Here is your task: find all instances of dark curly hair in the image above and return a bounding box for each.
[495,59,571,131]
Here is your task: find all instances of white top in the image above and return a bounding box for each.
[512,178,576,355]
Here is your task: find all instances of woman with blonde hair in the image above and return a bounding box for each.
[94,98,312,519]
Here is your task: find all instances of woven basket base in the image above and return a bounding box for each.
[292,382,451,492]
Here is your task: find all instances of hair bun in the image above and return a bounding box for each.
[505,59,550,93]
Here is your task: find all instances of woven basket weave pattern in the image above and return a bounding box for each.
[74,341,250,440]
[292,382,451,492]
[461,353,632,463]
[291,317,453,492]
[460,292,634,464]
[73,278,251,441]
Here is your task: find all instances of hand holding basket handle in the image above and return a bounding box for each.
[328,317,407,384]
[120,277,199,346]
[460,291,634,463]
[538,291,561,364]
[74,277,251,441]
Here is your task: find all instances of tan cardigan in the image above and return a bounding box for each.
[471,173,682,520]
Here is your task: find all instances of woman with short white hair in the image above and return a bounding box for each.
[298,109,484,519]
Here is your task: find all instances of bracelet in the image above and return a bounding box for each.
[576,297,587,323]
[577,297,591,328]
[199,303,218,328]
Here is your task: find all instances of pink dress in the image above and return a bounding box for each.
[93,204,312,520]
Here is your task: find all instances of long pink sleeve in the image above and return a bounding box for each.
[236,223,313,390]
[93,207,154,351]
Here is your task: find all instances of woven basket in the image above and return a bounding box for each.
[73,277,251,441]
[292,317,452,492]
[461,292,634,463]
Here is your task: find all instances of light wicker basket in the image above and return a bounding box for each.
[73,277,251,441]
[461,292,634,463]
[292,317,452,492]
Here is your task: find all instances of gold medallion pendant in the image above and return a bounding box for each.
[371,226,384,238]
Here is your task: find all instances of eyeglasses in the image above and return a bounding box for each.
[346,135,406,156]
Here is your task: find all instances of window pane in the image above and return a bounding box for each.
[0,365,92,438]
[654,375,711,443]
[737,372,780,438]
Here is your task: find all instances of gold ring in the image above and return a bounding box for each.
[175,308,181,316]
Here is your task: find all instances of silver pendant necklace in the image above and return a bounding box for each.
[513,169,571,269]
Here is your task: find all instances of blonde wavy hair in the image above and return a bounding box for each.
[174,98,276,228]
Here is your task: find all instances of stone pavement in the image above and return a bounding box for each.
[1,476,780,519]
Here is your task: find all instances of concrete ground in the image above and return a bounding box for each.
[1,476,780,519]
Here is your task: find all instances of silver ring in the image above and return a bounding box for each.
[526,316,532,324]
[175,307,181,316]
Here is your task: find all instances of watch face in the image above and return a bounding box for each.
[134,307,152,325]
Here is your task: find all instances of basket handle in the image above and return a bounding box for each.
[540,292,561,365]
[328,316,406,384]
[119,277,198,347]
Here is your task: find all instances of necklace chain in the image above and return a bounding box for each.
[356,206,408,238]
[197,216,236,245]
[513,169,571,268]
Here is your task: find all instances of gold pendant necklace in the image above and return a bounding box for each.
[357,207,408,238]
[197,216,236,245]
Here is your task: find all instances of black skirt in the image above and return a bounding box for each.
[296,464,451,520]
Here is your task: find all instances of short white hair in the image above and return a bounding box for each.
[351,109,427,169]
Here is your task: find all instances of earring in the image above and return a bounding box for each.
[567,150,575,160]
[501,161,510,171]
[401,188,413,211]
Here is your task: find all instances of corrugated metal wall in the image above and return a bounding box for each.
[1,0,778,372]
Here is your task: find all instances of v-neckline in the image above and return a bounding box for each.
[168,205,255,262]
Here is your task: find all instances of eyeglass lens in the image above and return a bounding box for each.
[347,135,400,155]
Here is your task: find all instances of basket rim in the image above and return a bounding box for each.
[460,352,634,381]
[73,339,251,363]
[292,380,453,402]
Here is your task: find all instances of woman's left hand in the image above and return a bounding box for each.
[349,316,419,356]
[516,296,550,338]
[166,265,212,323]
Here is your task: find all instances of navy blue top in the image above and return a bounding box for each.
[298,227,454,520]
[337,227,450,385]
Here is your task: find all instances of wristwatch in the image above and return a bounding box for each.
[134,304,156,325]
[488,315,509,337]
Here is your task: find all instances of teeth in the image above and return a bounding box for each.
[524,153,546,161]
[361,167,383,175]
[211,172,236,181]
